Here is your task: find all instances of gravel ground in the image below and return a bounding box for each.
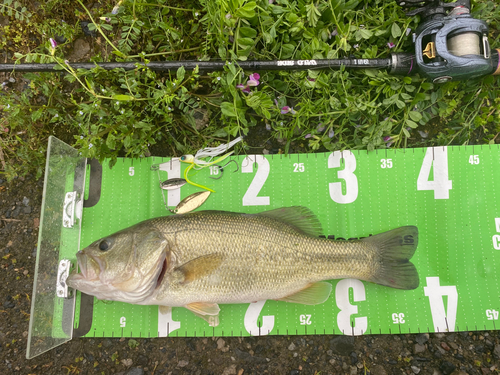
[1,169,500,375]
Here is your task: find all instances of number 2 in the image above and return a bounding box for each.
[242,155,270,206]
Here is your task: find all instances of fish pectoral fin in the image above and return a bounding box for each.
[185,302,220,316]
[277,282,332,305]
[158,305,172,315]
[177,253,223,284]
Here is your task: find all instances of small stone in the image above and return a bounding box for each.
[415,333,430,345]
[177,360,189,368]
[411,366,421,374]
[217,338,226,349]
[121,359,133,367]
[329,359,335,365]
[350,366,357,375]
[439,361,456,375]
[290,371,299,375]
[330,336,355,356]
[222,365,237,375]
[414,344,426,354]
[449,342,458,350]
[494,344,500,359]
[370,365,387,375]
[441,342,451,351]
[22,197,29,206]
[124,368,144,375]
[288,343,296,351]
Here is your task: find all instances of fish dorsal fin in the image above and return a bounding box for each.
[257,206,323,237]
[277,282,332,305]
[176,253,223,284]
[185,302,220,316]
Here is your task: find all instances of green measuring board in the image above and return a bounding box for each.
[62,145,500,339]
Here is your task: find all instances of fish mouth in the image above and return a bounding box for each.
[75,250,100,280]
[155,255,168,289]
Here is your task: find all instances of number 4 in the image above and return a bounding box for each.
[417,148,452,199]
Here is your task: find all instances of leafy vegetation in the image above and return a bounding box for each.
[0,0,499,180]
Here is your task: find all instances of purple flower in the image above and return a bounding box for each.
[406,28,412,36]
[328,129,335,138]
[236,84,251,94]
[99,17,111,22]
[384,136,393,147]
[316,123,325,132]
[305,134,312,139]
[49,38,57,49]
[307,77,316,82]
[112,0,123,14]
[387,42,395,49]
[274,99,279,106]
[330,28,338,39]
[247,73,260,86]
[280,106,296,115]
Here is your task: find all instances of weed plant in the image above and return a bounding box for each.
[0,0,499,179]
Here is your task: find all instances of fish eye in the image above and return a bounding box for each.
[98,239,112,251]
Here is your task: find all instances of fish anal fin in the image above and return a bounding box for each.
[257,206,323,237]
[185,302,220,316]
[192,311,220,327]
[177,253,223,284]
[278,282,332,305]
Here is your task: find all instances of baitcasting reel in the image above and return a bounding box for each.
[392,0,500,82]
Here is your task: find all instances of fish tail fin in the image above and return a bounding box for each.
[362,226,419,290]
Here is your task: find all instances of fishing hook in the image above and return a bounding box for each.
[209,160,239,180]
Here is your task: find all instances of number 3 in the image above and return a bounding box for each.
[328,151,358,204]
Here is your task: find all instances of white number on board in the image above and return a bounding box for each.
[417,147,452,199]
[209,166,220,176]
[120,316,126,328]
[244,301,274,336]
[300,314,312,325]
[336,279,367,335]
[128,167,135,176]
[392,313,405,324]
[328,151,358,204]
[424,277,458,332]
[381,159,393,169]
[486,309,499,320]
[469,155,479,165]
[294,163,305,172]
[242,155,270,206]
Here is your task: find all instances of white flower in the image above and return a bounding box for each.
[79,111,83,115]
[89,143,93,148]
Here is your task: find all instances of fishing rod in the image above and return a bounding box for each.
[1,0,499,83]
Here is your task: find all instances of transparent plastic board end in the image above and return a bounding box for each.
[26,136,87,359]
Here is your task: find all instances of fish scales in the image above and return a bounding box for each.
[67,207,419,322]
[152,211,380,305]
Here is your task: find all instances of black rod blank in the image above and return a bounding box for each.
[0,58,392,73]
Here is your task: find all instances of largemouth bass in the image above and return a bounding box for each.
[67,207,418,322]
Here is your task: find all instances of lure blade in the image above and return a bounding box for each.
[175,191,211,214]
[161,178,187,191]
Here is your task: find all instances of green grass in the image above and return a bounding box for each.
[0,0,499,180]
